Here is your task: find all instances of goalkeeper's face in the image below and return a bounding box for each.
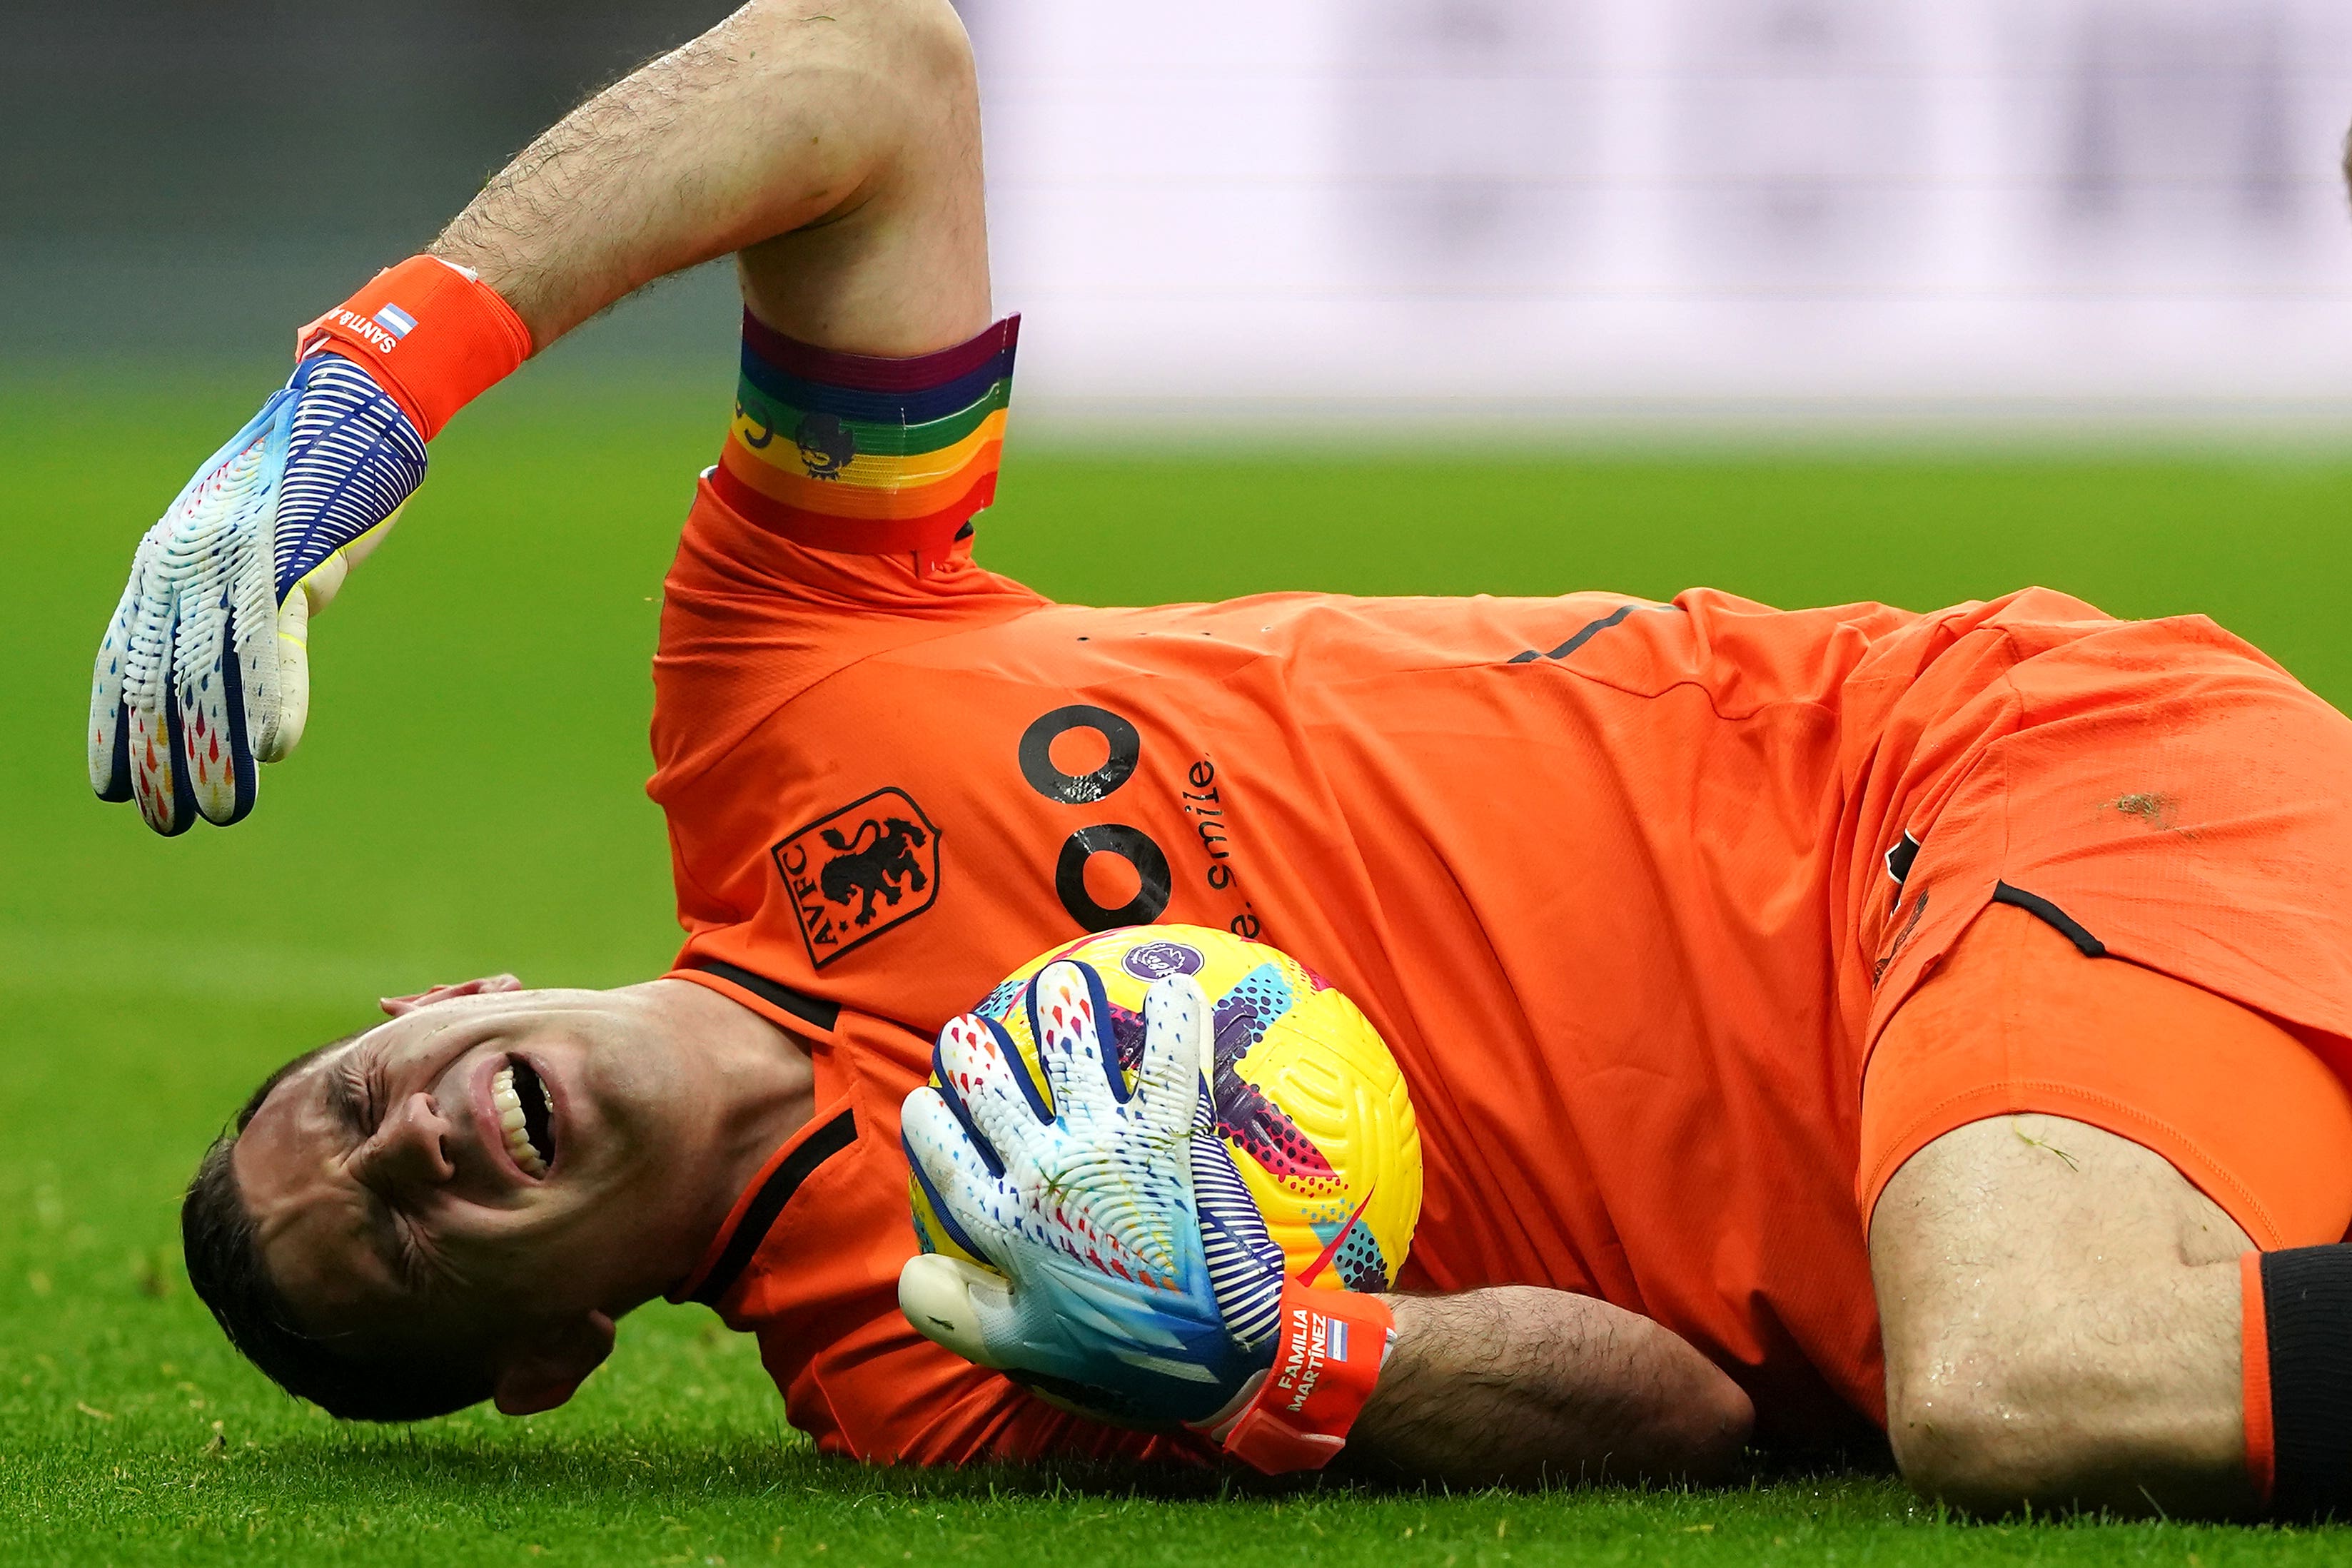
[227,983,740,1412]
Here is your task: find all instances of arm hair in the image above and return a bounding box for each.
[1344,1287,1755,1488]
[426,0,984,351]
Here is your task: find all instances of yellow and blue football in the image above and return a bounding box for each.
[911,924,1421,1293]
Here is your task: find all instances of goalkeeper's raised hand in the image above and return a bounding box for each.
[88,256,528,834]
[900,961,1395,1472]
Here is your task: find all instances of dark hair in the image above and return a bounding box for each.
[181,1033,496,1422]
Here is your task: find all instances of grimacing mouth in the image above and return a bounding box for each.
[490,1054,557,1177]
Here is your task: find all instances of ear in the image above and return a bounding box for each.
[380,974,525,1017]
[490,1310,615,1417]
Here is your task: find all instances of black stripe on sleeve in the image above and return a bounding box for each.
[1990,881,2107,958]
[1508,602,1640,665]
[685,957,842,1033]
[690,1108,859,1308]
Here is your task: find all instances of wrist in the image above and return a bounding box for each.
[1196,1280,1395,1475]
[295,256,533,440]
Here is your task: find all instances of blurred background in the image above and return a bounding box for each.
[11,0,2352,424]
[6,5,2352,1546]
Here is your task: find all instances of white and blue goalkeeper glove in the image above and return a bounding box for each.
[899,961,1290,1428]
[88,353,425,835]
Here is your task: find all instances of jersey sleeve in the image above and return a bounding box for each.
[774,1299,1211,1467]
[693,1006,1212,1470]
[650,474,1046,807]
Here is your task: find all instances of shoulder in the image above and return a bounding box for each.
[652,475,1049,788]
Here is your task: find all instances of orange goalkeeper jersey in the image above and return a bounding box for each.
[650,471,1960,1461]
[650,310,2352,1467]
[654,464,2352,1462]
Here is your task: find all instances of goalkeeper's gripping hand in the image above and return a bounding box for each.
[87,354,424,834]
[899,961,1395,1470]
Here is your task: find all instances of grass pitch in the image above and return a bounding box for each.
[6,364,2352,1563]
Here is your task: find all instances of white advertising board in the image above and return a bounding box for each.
[966,0,2352,421]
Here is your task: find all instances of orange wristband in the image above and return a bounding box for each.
[1215,1281,1395,1475]
[296,256,533,440]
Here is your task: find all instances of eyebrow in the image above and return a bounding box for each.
[318,1058,417,1288]
[321,1046,368,1139]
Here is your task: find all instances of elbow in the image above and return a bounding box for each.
[718,0,979,241]
[1518,1373,1750,1490]
[1882,1334,2229,1519]
[1882,1318,2070,1514]
[1887,1365,2058,1517]
[740,0,976,90]
[1665,1375,1755,1485]
[1563,1326,1753,1487]
[1608,1313,1752,1484]
[900,0,981,88]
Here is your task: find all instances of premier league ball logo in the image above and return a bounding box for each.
[1121,940,1203,981]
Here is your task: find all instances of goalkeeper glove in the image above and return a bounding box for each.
[899,961,1395,1472]
[87,256,528,834]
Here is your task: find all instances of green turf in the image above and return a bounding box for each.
[6,363,2352,1562]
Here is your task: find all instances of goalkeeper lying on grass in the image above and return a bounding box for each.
[101,0,2352,1519]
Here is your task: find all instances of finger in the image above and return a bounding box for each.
[126,681,196,837]
[102,525,177,814]
[1140,974,1281,1341]
[897,1253,1019,1370]
[909,1158,994,1270]
[1191,1129,1285,1352]
[1027,960,1126,1123]
[927,1028,1006,1183]
[296,502,405,619]
[179,617,260,827]
[176,481,278,824]
[262,579,311,764]
[902,1087,1018,1268]
[379,975,523,1016]
[934,1011,1051,1165]
[265,507,405,762]
[88,579,138,802]
[1138,973,1211,1143]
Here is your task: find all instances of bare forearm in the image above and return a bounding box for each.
[428,0,985,352]
[1347,1288,1754,1488]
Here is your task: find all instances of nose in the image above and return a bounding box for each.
[355,1090,458,1196]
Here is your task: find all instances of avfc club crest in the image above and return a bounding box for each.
[772,787,942,968]
[794,412,855,480]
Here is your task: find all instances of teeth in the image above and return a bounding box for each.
[490,1063,548,1178]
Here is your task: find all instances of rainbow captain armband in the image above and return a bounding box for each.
[712,311,1019,570]
[294,255,533,440]
[1194,1280,1398,1475]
